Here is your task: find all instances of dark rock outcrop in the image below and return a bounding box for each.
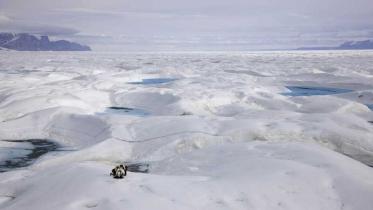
[0,32,91,51]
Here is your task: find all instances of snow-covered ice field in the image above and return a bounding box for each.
[1,51,373,210]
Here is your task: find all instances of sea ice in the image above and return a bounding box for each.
[1,50,373,210]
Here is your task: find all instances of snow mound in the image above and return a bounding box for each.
[114,91,182,115]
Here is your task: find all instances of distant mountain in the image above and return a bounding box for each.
[338,40,373,50]
[0,33,91,51]
[296,40,373,51]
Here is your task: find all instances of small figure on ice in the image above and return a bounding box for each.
[110,164,128,179]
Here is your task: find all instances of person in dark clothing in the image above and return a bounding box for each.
[110,164,128,179]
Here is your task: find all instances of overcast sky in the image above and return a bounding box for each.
[1,0,373,51]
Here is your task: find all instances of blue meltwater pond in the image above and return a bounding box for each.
[0,139,59,172]
[127,78,177,85]
[283,86,373,112]
[283,86,353,96]
[104,107,150,116]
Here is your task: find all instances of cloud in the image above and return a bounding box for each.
[0,13,11,26]
[16,24,79,36]
[52,8,123,17]
[0,18,79,36]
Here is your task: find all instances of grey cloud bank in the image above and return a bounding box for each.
[1,0,373,51]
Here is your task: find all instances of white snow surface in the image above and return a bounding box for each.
[0,50,373,209]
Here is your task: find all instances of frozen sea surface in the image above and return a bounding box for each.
[0,51,373,210]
